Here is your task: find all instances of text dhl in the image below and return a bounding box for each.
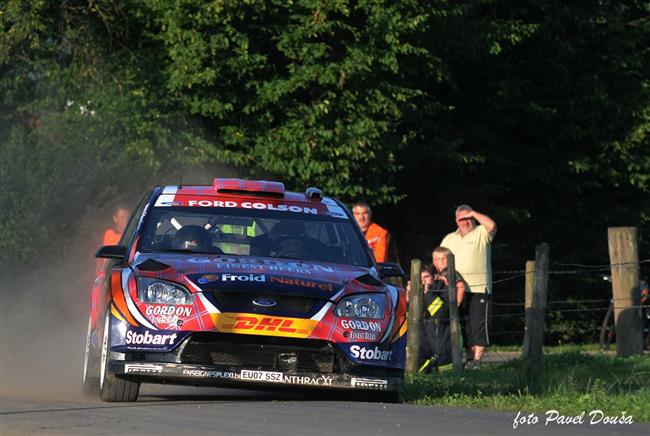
[214,314,318,338]
[235,316,296,332]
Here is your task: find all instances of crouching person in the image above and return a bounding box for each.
[419,247,466,372]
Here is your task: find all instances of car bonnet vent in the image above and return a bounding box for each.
[305,187,323,200]
[213,178,285,198]
[353,274,384,287]
[137,259,171,272]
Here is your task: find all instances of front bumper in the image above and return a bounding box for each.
[111,360,402,392]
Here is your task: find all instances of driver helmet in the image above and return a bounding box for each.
[270,221,306,239]
[171,225,212,252]
[269,221,307,257]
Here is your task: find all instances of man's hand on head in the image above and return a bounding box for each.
[456,210,474,221]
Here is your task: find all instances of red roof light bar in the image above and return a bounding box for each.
[213,178,285,198]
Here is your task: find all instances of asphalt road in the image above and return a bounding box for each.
[2,385,649,436]
[1,285,647,436]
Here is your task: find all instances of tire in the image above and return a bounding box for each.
[599,303,615,351]
[82,315,100,396]
[99,310,140,402]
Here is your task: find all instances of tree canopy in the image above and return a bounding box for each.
[2,1,649,333]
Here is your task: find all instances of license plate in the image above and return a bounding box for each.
[240,370,283,383]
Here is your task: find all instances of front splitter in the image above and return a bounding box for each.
[110,361,402,392]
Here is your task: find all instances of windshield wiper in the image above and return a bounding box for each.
[156,248,219,255]
[272,254,307,261]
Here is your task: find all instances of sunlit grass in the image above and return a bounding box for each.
[405,351,650,422]
[489,343,604,353]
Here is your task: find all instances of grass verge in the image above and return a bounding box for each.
[489,343,604,353]
[404,351,650,422]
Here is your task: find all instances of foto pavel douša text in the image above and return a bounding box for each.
[513,410,634,429]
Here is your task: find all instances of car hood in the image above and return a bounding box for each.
[132,253,384,299]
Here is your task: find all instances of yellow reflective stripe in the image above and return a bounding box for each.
[394,318,408,341]
[427,297,444,316]
[111,304,127,323]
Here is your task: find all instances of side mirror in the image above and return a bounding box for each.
[377,262,406,279]
[96,245,127,260]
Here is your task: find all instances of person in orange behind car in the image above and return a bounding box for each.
[103,205,129,246]
[96,205,129,272]
[352,200,390,263]
[92,204,130,324]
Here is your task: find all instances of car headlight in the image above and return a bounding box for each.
[334,294,386,319]
[137,278,192,305]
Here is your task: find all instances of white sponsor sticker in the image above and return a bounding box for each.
[145,305,192,317]
[182,369,239,379]
[349,345,393,361]
[185,257,334,273]
[348,331,379,341]
[351,377,389,390]
[221,273,266,282]
[282,375,333,386]
[340,319,381,332]
[321,197,348,219]
[125,331,178,346]
[240,370,283,382]
[148,315,179,326]
[124,364,163,374]
[186,200,318,215]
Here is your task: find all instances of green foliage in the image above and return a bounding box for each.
[406,352,650,421]
[0,109,158,269]
[143,0,436,200]
[392,1,650,322]
[0,1,202,269]
[0,0,48,65]
[0,0,649,279]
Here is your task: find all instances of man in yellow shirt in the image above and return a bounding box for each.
[440,205,496,368]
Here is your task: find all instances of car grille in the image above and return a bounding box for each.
[180,333,335,373]
[210,291,322,317]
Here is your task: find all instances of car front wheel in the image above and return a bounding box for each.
[82,315,100,396]
[99,310,140,402]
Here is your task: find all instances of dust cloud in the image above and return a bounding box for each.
[0,163,245,401]
[0,213,106,400]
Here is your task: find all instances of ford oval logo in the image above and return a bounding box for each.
[253,297,277,307]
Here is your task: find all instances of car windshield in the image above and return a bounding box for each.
[139,207,372,267]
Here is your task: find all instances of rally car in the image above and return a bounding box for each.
[82,179,407,402]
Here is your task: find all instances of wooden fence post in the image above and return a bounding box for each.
[522,260,535,358]
[526,243,549,392]
[446,253,463,372]
[607,227,643,356]
[405,259,423,374]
